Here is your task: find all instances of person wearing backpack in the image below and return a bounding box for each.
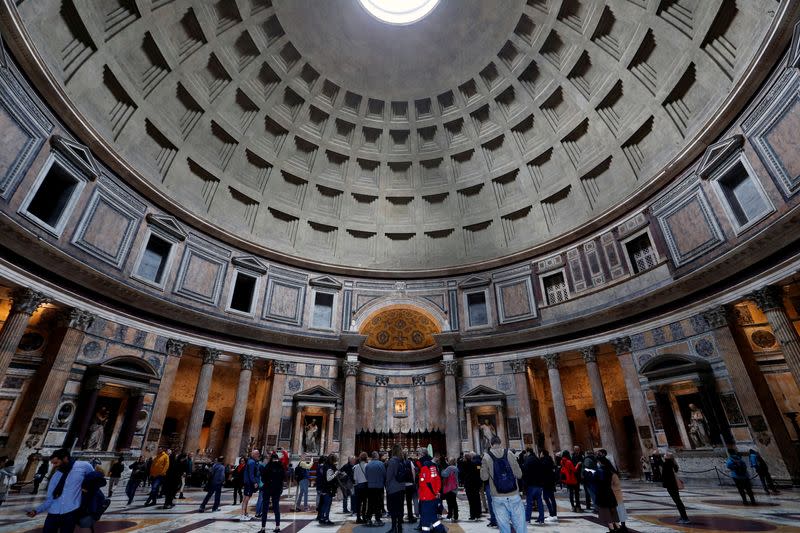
[441,457,459,522]
[385,444,408,533]
[481,435,525,533]
[294,454,312,512]
[726,450,756,505]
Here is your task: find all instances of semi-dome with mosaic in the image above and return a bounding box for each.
[7,0,781,272]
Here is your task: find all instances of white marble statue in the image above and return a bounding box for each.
[688,403,711,448]
[304,419,319,454]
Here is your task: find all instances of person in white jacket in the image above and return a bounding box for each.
[0,459,17,507]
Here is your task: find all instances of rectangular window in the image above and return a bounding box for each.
[542,272,568,305]
[136,234,172,284]
[229,271,257,313]
[625,233,658,274]
[467,291,488,326]
[718,161,769,227]
[25,160,80,229]
[312,292,334,328]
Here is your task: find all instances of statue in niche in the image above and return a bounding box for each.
[688,403,711,448]
[303,417,321,455]
[479,417,498,454]
[85,405,110,450]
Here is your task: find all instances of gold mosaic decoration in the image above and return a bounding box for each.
[360,305,441,351]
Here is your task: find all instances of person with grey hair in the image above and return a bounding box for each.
[481,435,525,533]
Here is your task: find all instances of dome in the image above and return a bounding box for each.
[7,0,781,273]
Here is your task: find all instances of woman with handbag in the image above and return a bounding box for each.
[662,452,690,525]
[441,457,459,522]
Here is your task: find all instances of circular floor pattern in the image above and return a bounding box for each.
[702,499,781,508]
[658,515,777,531]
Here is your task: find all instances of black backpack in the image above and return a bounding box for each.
[396,459,413,484]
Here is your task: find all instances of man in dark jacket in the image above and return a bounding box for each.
[461,452,482,521]
[523,450,546,524]
[364,451,386,527]
[317,454,337,526]
[162,452,184,509]
[198,456,226,513]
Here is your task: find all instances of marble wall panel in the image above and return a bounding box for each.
[264,277,305,325]
[494,276,536,323]
[173,246,228,305]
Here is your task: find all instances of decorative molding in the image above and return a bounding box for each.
[412,375,427,386]
[274,360,291,374]
[611,336,632,355]
[165,339,186,357]
[375,374,389,385]
[697,135,744,179]
[581,345,598,364]
[239,354,255,371]
[344,360,360,376]
[10,287,46,315]
[702,305,732,329]
[543,353,560,370]
[442,359,458,376]
[750,285,785,312]
[201,347,221,365]
[790,19,800,69]
[231,255,268,274]
[458,275,490,288]
[59,308,95,331]
[50,135,100,180]
[309,275,343,289]
[509,359,527,373]
[145,213,187,241]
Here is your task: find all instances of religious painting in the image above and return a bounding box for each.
[393,397,408,418]
[585,408,601,449]
[476,414,498,454]
[507,417,520,440]
[301,415,323,455]
[84,396,121,451]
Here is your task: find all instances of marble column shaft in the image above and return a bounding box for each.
[264,361,289,446]
[148,341,184,447]
[225,355,254,463]
[340,360,359,457]
[6,308,95,462]
[0,288,46,382]
[752,286,800,391]
[184,348,219,453]
[442,358,460,460]
[511,359,535,450]
[545,354,572,452]
[613,338,654,459]
[582,346,619,464]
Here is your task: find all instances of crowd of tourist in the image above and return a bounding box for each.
[12,439,784,533]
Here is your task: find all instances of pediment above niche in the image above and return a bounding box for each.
[697,135,744,179]
[462,384,505,401]
[294,385,339,404]
[232,255,268,274]
[51,135,100,179]
[459,275,490,288]
[145,213,187,241]
[309,275,342,289]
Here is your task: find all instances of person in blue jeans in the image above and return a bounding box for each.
[481,436,526,533]
[198,456,226,512]
[317,454,338,525]
[240,449,261,521]
[522,449,545,524]
[26,448,95,533]
[294,455,312,511]
[540,450,558,522]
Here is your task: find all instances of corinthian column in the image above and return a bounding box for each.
[183,348,219,454]
[511,359,535,450]
[545,354,572,451]
[612,337,654,459]
[0,288,47,382]
[442,357,460,459]
[225,354,254,463]
[147,339,185,448]
[751,286,800,390]
[340,358,360,457]
[263,361,290,449]
[582,346,619,463]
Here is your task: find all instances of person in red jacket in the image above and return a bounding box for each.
[560,450,582,512]
[418,451,446,533]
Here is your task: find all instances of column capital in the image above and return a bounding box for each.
[201,347,221,365]
[165,339,186,357]
[611,337,632,356]
[442,359,458,376]
[239,354,255,371]
[750,285,785,312]
[509,359,528,374]
[10,287,47,315]
[343,360,360,376]
[543,353,560,370]
[702,305,733,329]
[581,345,598,364]
[273,360,291,374]
[412,375,427,386]
[58,308,96,331]
[375,375,389,386]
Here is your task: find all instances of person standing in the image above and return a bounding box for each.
[749,449,779,495]
[607,457,628,533]
[418,449,446,533]
[338,455,355,514]
[162,451,184,509]
[662,452,690,524]
[317,454,337,526]
[180,451,193,497]
[540,450,558,523]
[294,454,312,512]
[522,449,545,525]
[560,450,581,512]
[353,452,369,523]
[592,456,620,532]
[461,452,482,521]
[25,449,95,533]
[0,459,17,507]
[726,450,756,505]
[441,457,459,522]
[144,447,170,506]
[385,445,408,533]
[240,449,261,521]
[364,451,386,527]
[481,436,526,533]
[640,455,652,482]
[31,459,50,495]
[231,457,245,506]
[107,457,124,498]
[198,456,225,513]
[258,453,285,533]
[403,453,418,524]
[125,457,146,506]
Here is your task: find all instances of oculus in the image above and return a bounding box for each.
[358,0,440,25]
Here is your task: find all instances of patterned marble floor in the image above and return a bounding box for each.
[0,481,797,533]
